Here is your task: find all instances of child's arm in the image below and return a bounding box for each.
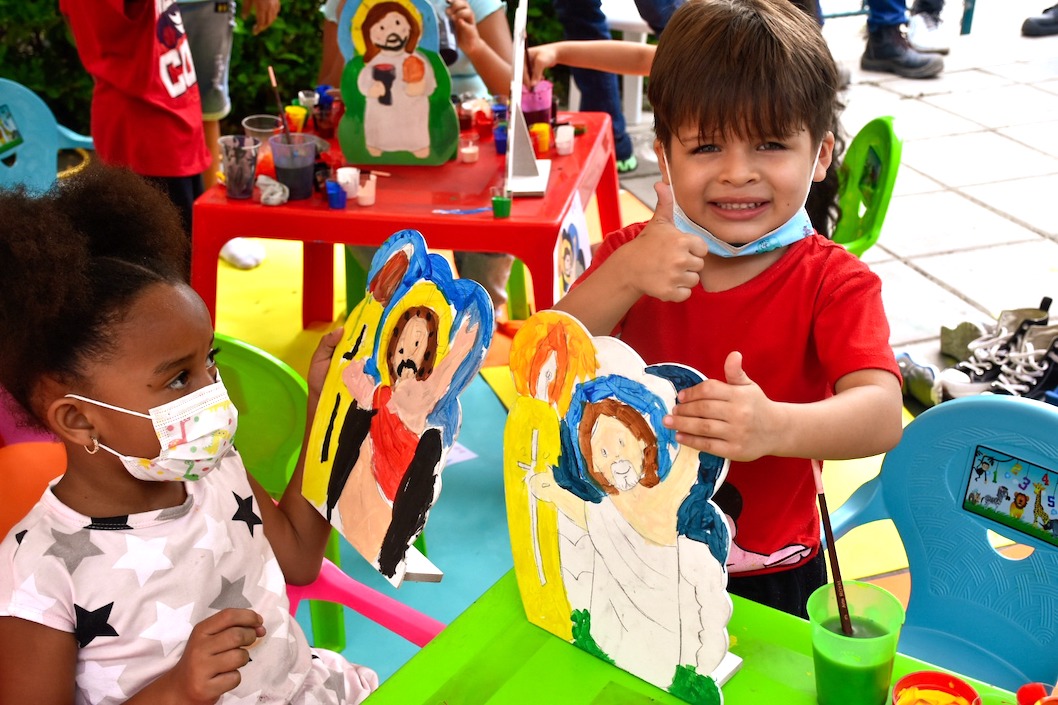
[554,181,709,335]
[0,608,266,704]
[448,0,514,97]
[253,328,345,586]
[664,352,904,462]
[528,40,655,84]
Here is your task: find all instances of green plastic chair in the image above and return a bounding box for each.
[831,116,903,259]
[213,332,346,651]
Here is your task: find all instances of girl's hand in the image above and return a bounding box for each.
[663,351,776,461]
[307,328,343,398]
[447,0,481,54]
[527,44,558,85]
[619,181,709,302]
[162,609,266,704]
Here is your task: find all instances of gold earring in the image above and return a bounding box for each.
[84,437,100,455]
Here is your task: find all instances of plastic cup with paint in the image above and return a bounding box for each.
[298,89,318,110]
[555,124,574,156]
[892,671,981,705]
[459,133,480,163]
[493,124,508,155]
[325,180,347,209]
[521,80,552,126]
[357,173,377,206]
[218,135,260,199]
[268,133,316,201]
[808,580,905,705]
[529,122,551,153]
[336,166,359,198]
[284,105,308,132]
[242,114,283,155]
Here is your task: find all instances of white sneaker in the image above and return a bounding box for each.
[220,238,267,270]
[907,12,950,55]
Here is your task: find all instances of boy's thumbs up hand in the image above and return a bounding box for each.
[621,181,708,302]
[651,179,677,226]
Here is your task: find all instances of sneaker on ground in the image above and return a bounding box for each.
[861,24,944,79]
[907,11,950,54]
[220,237,267,270]
[896,352,939,408]
[933,297,1052,402]
[940,320,988,362]
[989,325,1058,400]
[616,154,638,174]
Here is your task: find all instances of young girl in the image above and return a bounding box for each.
[0,165,378,704]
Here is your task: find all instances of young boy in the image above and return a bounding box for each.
[555,0,904,618]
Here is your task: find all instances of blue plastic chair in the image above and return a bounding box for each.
[0,78,93,194]
[831,395,1058,691]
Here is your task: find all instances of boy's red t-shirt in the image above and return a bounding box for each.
[60,0,210,178]
[578,223,900,577]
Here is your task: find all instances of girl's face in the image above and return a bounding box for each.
[370,11,411,52]
[656,123,834,248]
[73,282,218,461]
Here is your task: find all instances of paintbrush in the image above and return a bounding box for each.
[814,460,854,636]
[268,65,292,143]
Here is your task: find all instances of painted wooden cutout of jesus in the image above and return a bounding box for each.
[509,323,740,698]
[358,1,435,158]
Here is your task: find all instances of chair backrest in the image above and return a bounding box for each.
[831,116,903,258]
[831,396,1058,691]
[0,441,67,540]
[214,333,308,499]
[0,78,93,194]
[286,557,445,648]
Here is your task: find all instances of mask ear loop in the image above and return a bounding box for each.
[84,437,100,455]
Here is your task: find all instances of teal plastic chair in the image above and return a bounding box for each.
[831,116,903,258]
[0,78,93,194]
[213,333,347,651]
[831,396,1058,691]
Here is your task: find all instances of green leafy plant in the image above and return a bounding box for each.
[0,0,564,139]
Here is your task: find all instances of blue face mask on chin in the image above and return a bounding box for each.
[663,150,819,258]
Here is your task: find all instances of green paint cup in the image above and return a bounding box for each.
[808,581,905,705]
[492,195,512,219]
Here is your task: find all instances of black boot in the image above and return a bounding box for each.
[861,24,944,79]
[1022,5,1058,36]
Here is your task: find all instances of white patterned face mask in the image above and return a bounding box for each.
[67,377,238,482]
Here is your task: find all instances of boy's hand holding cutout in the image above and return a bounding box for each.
[664,351,776,462]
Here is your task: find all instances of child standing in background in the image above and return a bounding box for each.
[60,0,210,238]
[554,0,903,618]
[0,165,377,704]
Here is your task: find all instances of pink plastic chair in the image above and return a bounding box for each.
[286,558,445,648]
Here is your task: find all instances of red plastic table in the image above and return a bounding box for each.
[190,111,621,327]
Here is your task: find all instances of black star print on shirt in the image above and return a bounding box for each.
[231,492,262,536]
[74,602,119,648]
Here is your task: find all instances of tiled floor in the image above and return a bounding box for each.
[618,0,1058,371]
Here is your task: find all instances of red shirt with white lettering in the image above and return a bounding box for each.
[60,0,210,177]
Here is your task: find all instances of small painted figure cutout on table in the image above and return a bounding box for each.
[304,230,492,586]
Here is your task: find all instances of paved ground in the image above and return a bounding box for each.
[615,0,1058,376]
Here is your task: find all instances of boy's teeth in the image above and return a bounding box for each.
[717,202,762,210]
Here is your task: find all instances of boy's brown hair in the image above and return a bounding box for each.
[648,0,839,151]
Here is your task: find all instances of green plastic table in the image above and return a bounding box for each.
[366,569,1016,704]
